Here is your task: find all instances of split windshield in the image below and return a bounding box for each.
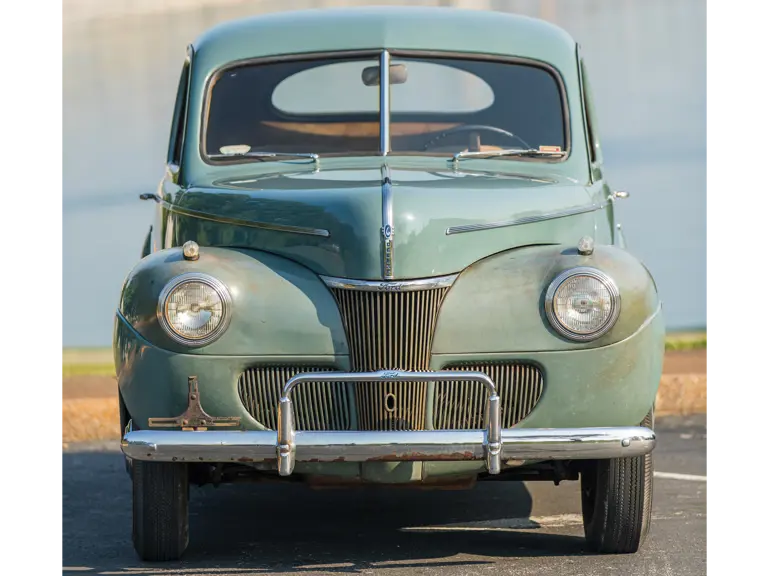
[204,54,566,161]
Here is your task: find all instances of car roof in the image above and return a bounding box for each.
[192,6,577,76]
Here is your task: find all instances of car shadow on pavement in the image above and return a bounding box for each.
[63,448,590,575]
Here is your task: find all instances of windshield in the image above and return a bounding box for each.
[203,53,567,162]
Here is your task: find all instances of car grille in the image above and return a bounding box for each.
[329,287,449,430]
[433,363,544,429]
[237,287,543,433]
[237,366,351,431]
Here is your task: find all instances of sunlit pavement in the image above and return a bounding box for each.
[63,415,705,576]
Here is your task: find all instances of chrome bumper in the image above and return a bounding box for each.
[121,370,656,476]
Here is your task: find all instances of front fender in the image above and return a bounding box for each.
[432,243,661,353]
[117,246,348,356]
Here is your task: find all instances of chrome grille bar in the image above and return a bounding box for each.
[328,285,450,430]
[237,366,350,431]
[434,363,544,429]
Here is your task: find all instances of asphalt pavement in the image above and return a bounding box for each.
[63,414,706,576]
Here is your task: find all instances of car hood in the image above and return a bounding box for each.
[170,163,600,279]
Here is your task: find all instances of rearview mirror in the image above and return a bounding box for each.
[361,63,408,86]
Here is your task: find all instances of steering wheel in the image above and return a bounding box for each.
[422,124,532,151]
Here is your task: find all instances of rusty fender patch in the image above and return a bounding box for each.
[304,457,348,464]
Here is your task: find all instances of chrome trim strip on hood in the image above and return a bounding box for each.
[381,164,395,279]
[160,200,331,238]
[445,199,611,235]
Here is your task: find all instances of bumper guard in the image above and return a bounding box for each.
[121,370,656,476]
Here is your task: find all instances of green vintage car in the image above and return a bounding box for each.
[116,6,664,561]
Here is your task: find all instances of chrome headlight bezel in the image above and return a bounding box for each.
[156,272,232,347]
[544,267,621,341]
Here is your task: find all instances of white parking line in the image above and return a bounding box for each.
[654,471,707,482]
[400,514,584,532]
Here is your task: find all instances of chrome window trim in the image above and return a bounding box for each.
[575,43,594,183]
[320,274,458,292]
[199,49,382,165]
[544,267,621,342]
[157,272,233,347]
[199,49,571,165]
[167,44,194,175]
[383,49,570,162]
[380,50,391,155]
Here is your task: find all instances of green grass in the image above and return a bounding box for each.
[664,331,707,351]
[63,348,115,378]
[62,330,707,378]
[63,363,116,378]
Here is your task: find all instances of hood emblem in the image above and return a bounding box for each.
[381,166,395,279]
[381,223,394,278]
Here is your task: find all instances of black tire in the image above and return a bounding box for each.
[581,409,654,553]
[132,460,189,561]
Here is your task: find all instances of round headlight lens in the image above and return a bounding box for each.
[158,274,231,345]
[545,268,620,340]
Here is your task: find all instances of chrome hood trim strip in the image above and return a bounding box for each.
[162,200,331,238]
[445,199,611,236]
[380,164,395,279]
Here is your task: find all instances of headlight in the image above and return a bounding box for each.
[157,273,232,346]
[544,267,620,341]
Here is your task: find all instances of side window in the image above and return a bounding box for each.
[580,59,601,166]
[167,57,191,168]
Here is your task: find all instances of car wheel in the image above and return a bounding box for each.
[580,408,654,553]
[132,460,189,561]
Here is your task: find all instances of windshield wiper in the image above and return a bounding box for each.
[209,151,319,165]
[452,148,566,166]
